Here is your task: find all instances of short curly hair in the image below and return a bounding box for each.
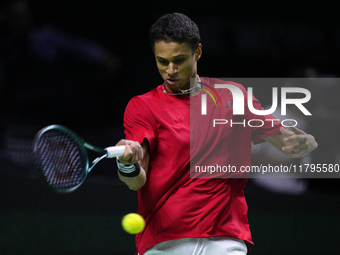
[150,13,200,54]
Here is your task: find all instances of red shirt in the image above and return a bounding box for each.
[123,77,282,255]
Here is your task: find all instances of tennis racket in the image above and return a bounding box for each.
[33,124,125,193]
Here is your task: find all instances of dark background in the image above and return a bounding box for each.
[1,1,340,254]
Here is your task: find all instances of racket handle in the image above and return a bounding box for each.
[105,145,126,158]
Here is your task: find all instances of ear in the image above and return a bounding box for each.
[195,43,202,61]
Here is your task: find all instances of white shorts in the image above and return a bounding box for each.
[141,236,247,255]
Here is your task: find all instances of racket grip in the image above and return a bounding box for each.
[105,145,126,158]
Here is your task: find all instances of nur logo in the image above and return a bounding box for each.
[199,83,312,116]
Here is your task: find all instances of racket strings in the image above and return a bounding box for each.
[35,131,87,190]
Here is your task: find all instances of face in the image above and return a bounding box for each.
[154,41,202,93]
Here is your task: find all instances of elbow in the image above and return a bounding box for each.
[129,186,139,191]
[118,172,147,191]
[127,181,145,191]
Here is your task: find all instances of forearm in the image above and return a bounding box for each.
[263,133,289,156]
[116,139,150,191]
[118,166,147,191]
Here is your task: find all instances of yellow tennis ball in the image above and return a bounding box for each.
[122,213,145,234]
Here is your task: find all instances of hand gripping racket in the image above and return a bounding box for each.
[33,125,125,193]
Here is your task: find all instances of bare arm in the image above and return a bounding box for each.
[264,125,318,158]
[116,139,150,191]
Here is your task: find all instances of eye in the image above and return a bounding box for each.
[157,59,169,66]
[173,58,185,65]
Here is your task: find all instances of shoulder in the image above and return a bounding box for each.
[200,77,248,98]
[201,77,246,90]
[125,85,163,115]
[129,85,162,103]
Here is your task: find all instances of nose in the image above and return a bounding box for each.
[166,62,178,76]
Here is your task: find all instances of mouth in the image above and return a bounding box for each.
[166,78,180,85]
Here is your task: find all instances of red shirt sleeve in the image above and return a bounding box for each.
[123,96,158,154]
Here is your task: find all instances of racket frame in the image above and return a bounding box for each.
[33,124,125,193]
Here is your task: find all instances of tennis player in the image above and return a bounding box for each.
[116,13,318,255]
